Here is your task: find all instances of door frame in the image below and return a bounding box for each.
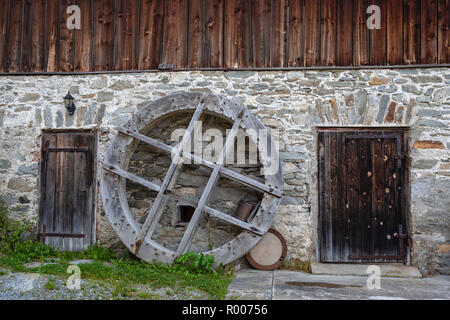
[315,126,411,264]
[38,128,98,249]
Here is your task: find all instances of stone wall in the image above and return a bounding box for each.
[0,68,449,274]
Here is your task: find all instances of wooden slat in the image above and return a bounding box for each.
[0,0,9,72]
[438,0,449,63]
[384,137,398,258]
[329,133,339,261]
[59,0,75,72]
[40,133,57,247]
[303,0,319,66]
[271,0,287,67]
[21,0,32,72]
[7,0,23,72]
[62,133,75,250]
[287,0,303,66]
[403,0,421,64]
[318,132,326,261]
[138,0,163,69]
[251,0,271,68]
[93,0,115,71]
[72,133,85,251]
[83,132,95,250]
[387,0,403,65]
[115,0,139,70]
[369,0,386,65]
[373,137,386,258]
[187,0,203,68]
[353,0,370,65]
[421,0,438,64]
[320,0,337,66]
[224,0,251,68]
[46,0,59,71]
[204,0,223,67]
[347,137,360,261]
[336,0,353,66]
[74,0,93,72]
[161,0,187,69]
[31,0,46,71]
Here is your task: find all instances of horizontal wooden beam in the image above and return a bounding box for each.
[103,163,264,236]
[117,127,282,198]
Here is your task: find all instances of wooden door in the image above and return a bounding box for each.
[39,130,97,251]
[318,129,409,263]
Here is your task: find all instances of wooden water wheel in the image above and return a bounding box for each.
[101,92,283,265]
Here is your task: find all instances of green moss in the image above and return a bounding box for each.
[280,258,312,273]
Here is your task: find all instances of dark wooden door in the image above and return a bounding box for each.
[39,131,97,251]
[318,129,409,263]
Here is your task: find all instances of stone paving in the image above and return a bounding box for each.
[227,269,450,300]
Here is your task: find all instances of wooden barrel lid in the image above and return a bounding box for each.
[245,228,287,270]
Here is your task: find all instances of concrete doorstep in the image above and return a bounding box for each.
[311,262,422,278]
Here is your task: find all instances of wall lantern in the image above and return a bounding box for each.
[64,91,76,115]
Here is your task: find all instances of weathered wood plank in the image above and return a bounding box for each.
[93,0,115,71]
[188,0,203,68]
[287,0,303,67]
[337,0,353,66]
[31,0,46,71]
[369,0,387,65]
[271,0,287,67]
[62,133,75,250]
[251,0,271,68]
[7,0,24,72]
[138,0,163,69]
[0,0,9,72]
[115,0,139,70]
[59,0,75,72]
[421,0,438,64]
[74,0,93,72]
[403,0,421,64]
[224,0,251,68]
[46,0,59,71]
[40,133,57,247]
[438,0,449,63]
[353,0,370,65]
[161,0,187,69]
[387,0,403,65]
[21,0,33,72]
[204,0,223,67]
[303,0,319,66]
[320,0,337,66]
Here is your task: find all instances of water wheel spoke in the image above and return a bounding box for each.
[117,129,281,198]
[103,164,263,235]
[133,98,206,253]
[176,109,244,256]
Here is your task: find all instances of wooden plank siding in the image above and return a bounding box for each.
[0,0,448,73]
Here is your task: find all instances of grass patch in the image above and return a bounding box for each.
[0,202,234,299]
[280,258,312,273]
[45,278,57,290]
